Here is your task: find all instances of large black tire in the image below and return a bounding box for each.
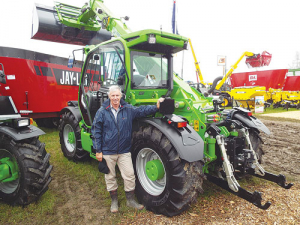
[59,111,89,161]
[249,129,264,163]
[0,135,52,205]
[132,125,204,217]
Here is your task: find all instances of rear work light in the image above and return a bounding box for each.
[164,115,188,128]
[167,119,187,128]
[177,121,187,128]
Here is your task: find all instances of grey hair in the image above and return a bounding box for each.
[108,85,122,96]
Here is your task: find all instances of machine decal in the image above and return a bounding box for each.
[249,74,257,81]
[52,69,80,86]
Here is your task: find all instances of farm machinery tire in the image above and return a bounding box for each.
[132,125,204,217]
[249,129,264,163]
[59,111,89,161]
[0,135,52,205]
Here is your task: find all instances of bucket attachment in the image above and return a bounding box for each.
[31,4,112,45]
[245,51,272,68]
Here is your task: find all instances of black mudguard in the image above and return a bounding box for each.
[60,106,82,122]
[134,118,204,162]
[0,125,45,141]
[233,113,270,135]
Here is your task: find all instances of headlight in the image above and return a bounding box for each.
[14,118,30,128]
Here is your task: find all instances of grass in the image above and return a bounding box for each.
[257,105,299,114]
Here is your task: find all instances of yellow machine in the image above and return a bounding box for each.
[188,40,273,109]
[269,88,300,109]
[189,39,205,86]
[230,86,267,109]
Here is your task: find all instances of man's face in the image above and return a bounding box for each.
[109,90,121,108]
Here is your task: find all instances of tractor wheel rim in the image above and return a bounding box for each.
[0,148,19,194]
[136,148,166,196]
[63,124,75,153]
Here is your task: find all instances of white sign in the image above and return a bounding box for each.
[217,55,226,66]
[249,74,257,81]
[255,96,264,113]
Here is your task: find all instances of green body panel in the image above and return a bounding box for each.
[80,124,93,153]
[219,126,230,137]
[230,131,239,137]
[122,29,188,50]
[203,138,217,173]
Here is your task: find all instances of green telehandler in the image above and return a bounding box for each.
[32,0,293,217]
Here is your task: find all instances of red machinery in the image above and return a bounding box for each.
[282,76,300,91]
[230,69,288,90]
[0,46,81,127]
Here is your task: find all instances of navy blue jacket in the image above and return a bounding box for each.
[91,99,158,155]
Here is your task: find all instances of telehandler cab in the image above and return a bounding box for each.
[32,0,293,217]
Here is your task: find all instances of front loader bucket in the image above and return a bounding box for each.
[31,4,112,45]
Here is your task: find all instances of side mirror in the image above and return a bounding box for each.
[93,54,100,60]
[117,75,124,85]
[0,63,6,84]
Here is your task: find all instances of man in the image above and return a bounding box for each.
[92,85,164,213]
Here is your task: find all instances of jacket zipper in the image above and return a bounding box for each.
[108,108,120,154]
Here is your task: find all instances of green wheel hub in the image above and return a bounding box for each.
[0,157,19,183]
[68,131,75,144]
[136,147,166,196]
[0,148,20,194]
[146,159,165,181]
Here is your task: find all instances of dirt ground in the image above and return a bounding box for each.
[259,117,300,181]
[49,114,300,225]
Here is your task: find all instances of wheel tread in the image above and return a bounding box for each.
[132,124,204,217]
[0,136,52,206]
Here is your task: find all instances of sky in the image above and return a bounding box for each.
[0,0,299,83]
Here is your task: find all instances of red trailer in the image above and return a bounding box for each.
[230,69,288,90]
[0,46,81,127]
[282,76,300,91]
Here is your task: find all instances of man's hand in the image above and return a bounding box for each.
[157,98,165,109]
[96,152,103,161]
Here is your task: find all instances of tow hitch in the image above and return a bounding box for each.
[206,173,271,210]
[206,169,293,210]
[248,168,293,189]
